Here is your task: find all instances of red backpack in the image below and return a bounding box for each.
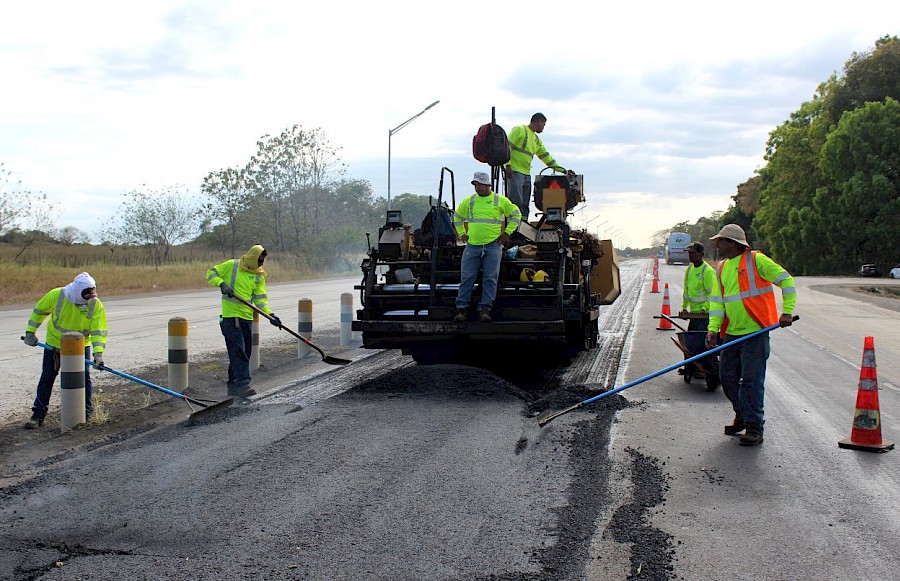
[472,122,510,166]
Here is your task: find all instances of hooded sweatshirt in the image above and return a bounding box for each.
[206,246,274,320]
[26,272,108,352]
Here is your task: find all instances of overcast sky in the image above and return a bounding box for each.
[1,1,896,248]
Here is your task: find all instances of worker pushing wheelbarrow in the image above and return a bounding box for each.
[672,242,720,391]
[668,312,720,392]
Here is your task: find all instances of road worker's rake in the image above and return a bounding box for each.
[28,340,234,421]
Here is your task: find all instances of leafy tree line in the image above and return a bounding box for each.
[659,36,899,275]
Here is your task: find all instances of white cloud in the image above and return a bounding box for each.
[1,0,897,246]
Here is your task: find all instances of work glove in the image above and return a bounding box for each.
[219,283,235,298]
[23,332,38,347]
[269,314,282,328]
[93,353,105,368]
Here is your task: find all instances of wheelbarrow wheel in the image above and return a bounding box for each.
[683,369,692,383]
[705,373,720,392]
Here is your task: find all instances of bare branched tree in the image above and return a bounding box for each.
[108,186,200,268]
[0,163,35,236]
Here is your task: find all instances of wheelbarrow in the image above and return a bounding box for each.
[657,313,720,392]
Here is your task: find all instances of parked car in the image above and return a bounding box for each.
[890,264,900,279]
[858,264,882,277]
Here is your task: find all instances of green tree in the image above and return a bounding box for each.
[245,125,345,255]
[381,192,433,230]
[753,96,830,269]
[817,98,900,272]
[200,167,251,257]
[822,35,900,128]
[754,37,900,273]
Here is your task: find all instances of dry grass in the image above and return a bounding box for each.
[0,258,313,307]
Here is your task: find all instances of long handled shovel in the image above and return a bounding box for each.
[229,295,351,366]
[27,339,233,420]
[654,313,688,332]
[537,316,799,427]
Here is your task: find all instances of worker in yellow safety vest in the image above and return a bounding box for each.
[22,272,108,429]
[503,113,566,222]
[680,242,717,332]
[452,172,522,323]
[705,224,796,446]
[207,245,281,398]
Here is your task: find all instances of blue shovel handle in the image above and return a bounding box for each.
[29,339,186,400]
[537,315,798,426]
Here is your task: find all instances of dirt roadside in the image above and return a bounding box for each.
[0,329,358,486]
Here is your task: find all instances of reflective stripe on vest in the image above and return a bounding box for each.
[716,249,779,329]
[682,262,710,308]
[51,292,97,337]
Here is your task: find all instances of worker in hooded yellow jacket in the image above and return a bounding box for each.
[207,245,281,398]
[22,272,107,429]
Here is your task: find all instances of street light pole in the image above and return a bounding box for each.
[388,100,440,210]
[585,217,607,237]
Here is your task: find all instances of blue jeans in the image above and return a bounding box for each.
[456,240,503,311]
[220,317,253,391]
[719,331,770,430]
[32,346,93,419]
[507,172,532,221]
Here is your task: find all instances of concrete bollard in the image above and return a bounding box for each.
[340,292,353,346]
[168,317,189,392]
[60,331,86,432]
[298,298,313,358]
[250,310,260,373]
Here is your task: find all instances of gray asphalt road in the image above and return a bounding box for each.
[0,263,645,580]
[610,263,900,580]
[2,261,899,580]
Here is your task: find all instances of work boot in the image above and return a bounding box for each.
[478,309,492,323]
[724,415,746,436]
[453,309,467,323]
[23,414,44,430]
[235,388,257,399]
[739,427,764,446]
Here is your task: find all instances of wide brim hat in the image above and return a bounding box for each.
[710,224,749,246]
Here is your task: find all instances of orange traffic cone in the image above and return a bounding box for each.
[656,283,674,330]
[838,336,894,452]
[650,275,659,293]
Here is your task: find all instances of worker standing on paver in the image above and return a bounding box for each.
[705,224,796,446]
[453,172,521,323]
[503,113,567,222]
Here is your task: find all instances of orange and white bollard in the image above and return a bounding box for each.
[168,317,189,392]
[298,298,313,358]
[60,332,86,432]
[340,292,353,346]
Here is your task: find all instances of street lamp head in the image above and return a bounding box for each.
[388,100,441,209]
